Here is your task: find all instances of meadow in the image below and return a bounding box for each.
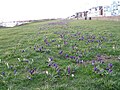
[0,19,120,90]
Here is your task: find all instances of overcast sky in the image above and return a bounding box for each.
[0,0,115,22]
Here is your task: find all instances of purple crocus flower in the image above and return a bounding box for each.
[44,38,47,42]
[57,69,60,74]
[108,63,113,68]
[14,70,17,75]
[88,39,90,43]
[79,60,83,64]
[76,59,79,64]
[38,48,42,52]
[92,36,96,39]
[64,41,68,45]
[79,54,82,58]
[29,70,34,75]
[46,43,50,46]
[59,50,63,55]
[72,46,75,50]
[48,57,53,61]
[60,35,63,38]
[65,54,69,58]
[86,42,88,44]
[29,68,36,75]
[34,47,36,50]
[105,68,109,71]
[70,56,75,59]
[48,62,53,67]
[22,50,25,53]
[97,57,102,61]
[91,39,94,42]
[2,72,5,76]
[80,36,84,40]
[109,33,112,37]
[97,54,101,57]
[51,39,56,42]
[108,69,112,73]
[101,60,104,64]
[94,67,98,72]
[96,40,100,43]
[67,66,71,75]
[92,60,95,65]
[22,59,29,63]
[9,66,13,69]
[53,63,58,68]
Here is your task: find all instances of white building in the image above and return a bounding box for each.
[88,6,103,17]
[74,0,120,19]
[104,6,112,16]
[111,0,120,16]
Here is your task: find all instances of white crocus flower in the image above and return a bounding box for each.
[118,56,120,60]
[5,62,9,68]
[0,59,1,63]
[113,45,115,49]
[17,58,21,62]
[45,71,49,75]
[72,74,74,77]
[48,58,51,62]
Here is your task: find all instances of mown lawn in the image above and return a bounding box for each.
[0,19,120,90]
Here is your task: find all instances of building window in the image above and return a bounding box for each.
[95,8,97,11]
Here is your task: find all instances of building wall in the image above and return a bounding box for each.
[111,1,120,16]
[92,16,120,21]
[104,6,112,16]
[87,1,120,17]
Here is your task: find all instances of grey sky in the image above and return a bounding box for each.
[0,0,115,22]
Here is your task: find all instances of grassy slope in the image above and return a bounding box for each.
[0,20,120,90]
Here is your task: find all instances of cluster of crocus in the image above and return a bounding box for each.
[76,59,84,64]
[48,60,60,75]
[96,54,104,64]
[93,63,113,76]
[79,36,84,41]
[44,38,50,46]
[66,66,75,77]
[48,21,69,26]
[1,22,117,83]
[29,68,37,75]
[106,63,113,73]
[94,66,100,73]
[34,46,44,53]
[48,57,53,62]
[69,56,76,59]
[67,66,71,75]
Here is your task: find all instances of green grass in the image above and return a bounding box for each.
[0,20,120,90]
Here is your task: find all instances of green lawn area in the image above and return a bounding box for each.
[0,20,120,90]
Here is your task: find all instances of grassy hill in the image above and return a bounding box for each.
[0,19,120,90]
